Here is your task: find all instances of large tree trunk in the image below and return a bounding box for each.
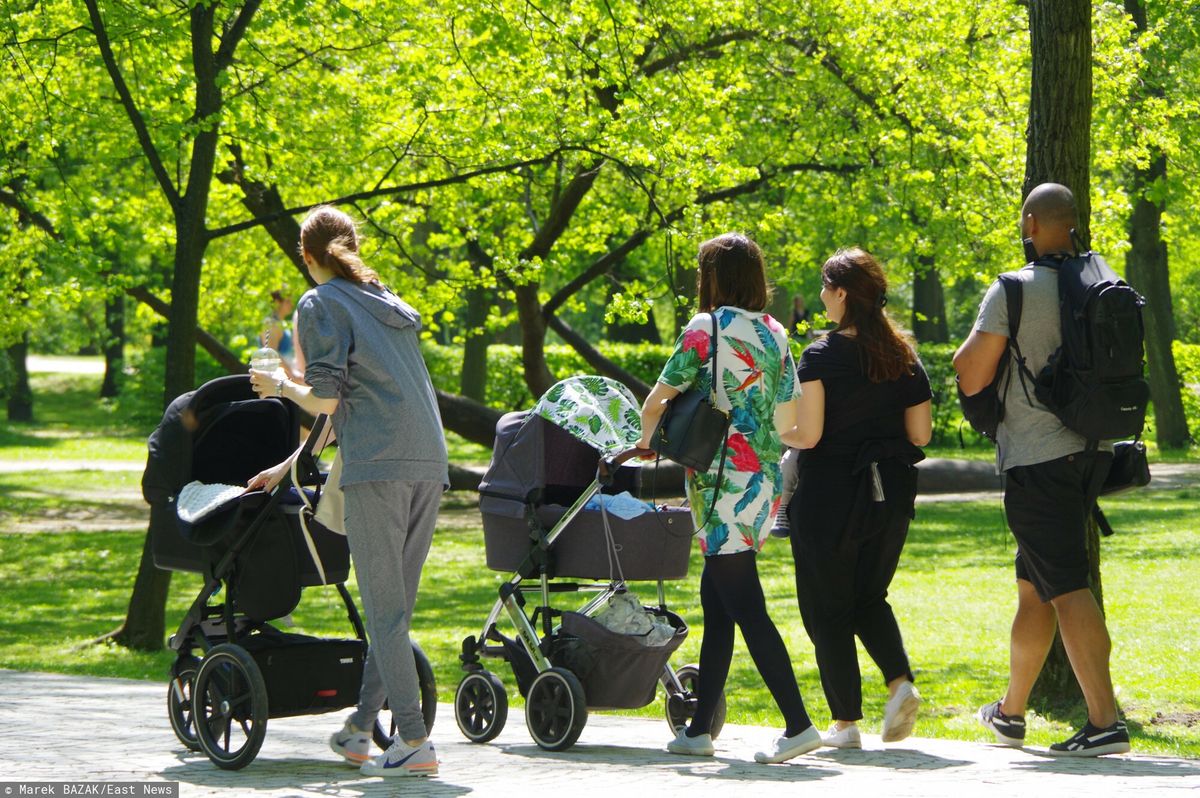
[100,290,124,399]
[1023,0,1096,708]
[1024,0,1093,245]
[1123,0,1188,449]
[1127,154,1187,448]
[5,335,33,422]
[912,253,949,343]
[460,286,491,402]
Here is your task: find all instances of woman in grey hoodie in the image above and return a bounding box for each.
[248,206,448,778]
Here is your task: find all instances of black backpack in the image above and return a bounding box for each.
[957,274,1023,442]
[1027,249,1149,442]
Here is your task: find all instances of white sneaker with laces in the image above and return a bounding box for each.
[823,723,862,749]
[328,719,371,765]
[881,681,921,742]
[360,737,438,778]
[666,727,715,756]
[753,725,822,763]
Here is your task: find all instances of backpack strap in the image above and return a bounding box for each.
[995,273,1036,410]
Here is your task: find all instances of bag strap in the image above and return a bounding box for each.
[999,272,1037,408]
[697,311,730,531]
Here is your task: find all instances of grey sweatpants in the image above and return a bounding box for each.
[342,480,441,741]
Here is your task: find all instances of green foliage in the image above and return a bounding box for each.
[423,342,673,410]
[1171,342,1200,443]
[115,347,230,425]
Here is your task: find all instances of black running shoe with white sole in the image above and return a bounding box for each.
[977,699,1026,747]
[1048,720,1130,757]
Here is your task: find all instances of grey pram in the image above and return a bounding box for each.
[454,376,727,751]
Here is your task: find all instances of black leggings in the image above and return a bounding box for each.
[688,550,812,738]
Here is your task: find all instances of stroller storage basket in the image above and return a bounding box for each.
[240,629,365,719]
[482,505,693,581]
[556,609,688,709]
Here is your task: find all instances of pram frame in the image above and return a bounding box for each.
[458,448,725,751]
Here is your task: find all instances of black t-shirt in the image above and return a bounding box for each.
[795,332,932,454]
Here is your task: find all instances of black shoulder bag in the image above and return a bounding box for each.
[650,313,731,529]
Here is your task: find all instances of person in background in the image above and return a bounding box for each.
[638,232,822,765]
[791,293,813,340]
[263,290,297,378]
[248,206,448,778]
[784,248,932,749]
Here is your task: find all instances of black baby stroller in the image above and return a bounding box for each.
[456,376,727,751]
[144,374,435,769]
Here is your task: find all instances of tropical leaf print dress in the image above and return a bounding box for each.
[657,307,801,556]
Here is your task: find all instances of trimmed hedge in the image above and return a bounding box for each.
[422,340,992,449]
[428,340,1200,449]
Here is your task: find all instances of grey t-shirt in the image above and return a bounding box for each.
[974,265,1087,472]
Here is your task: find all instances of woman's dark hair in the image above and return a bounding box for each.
[821,248,917,383]
[696,233,770,312]
[299,206,380,286]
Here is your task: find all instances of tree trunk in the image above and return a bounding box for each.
[100,290,124,399]
[513,283,555,398]
[460,286,491,402]
[1023,0,1093,245]
[1024,0,1096,708]
[912,253,949,343]
[1127,154,1187,447]
[5,335,33,422]
[109,532,172,651]
[1123,0,1188,449]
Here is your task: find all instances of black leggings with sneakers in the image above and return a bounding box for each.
[688,550,812,738]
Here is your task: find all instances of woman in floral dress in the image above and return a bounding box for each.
[638,233,820,764]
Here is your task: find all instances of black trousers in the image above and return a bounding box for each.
[788,489,913,722]
[689,551,812,738]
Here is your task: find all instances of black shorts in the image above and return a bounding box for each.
[1003,452,1111,602]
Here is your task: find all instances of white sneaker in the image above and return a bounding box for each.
[328,719,371,765]
[823,723,862,749]
[360,737,438,778]
[667,727,715,756]
[753,725,822,763]
[881,681,920,742]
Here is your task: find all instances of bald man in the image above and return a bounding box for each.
[953,183,1128,757]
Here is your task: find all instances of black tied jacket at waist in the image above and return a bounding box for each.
[792,438,925,553]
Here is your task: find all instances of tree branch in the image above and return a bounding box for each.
[0,189,62,240]
[206,151,568,240]
[214,1,261,71]
[546,315,651,399]
[82,0,180,209]
[125,286,244,373]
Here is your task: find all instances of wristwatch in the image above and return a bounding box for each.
[275,379,285,397]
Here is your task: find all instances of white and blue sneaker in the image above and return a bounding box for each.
[328,719,371,765]
[360,737,439,777]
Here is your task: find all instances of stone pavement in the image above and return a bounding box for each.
[1,670,1196,797]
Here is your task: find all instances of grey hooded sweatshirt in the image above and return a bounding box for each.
[297,277,449,487]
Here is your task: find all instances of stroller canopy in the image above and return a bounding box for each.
[479,376,642,519]
[532,376,642,458]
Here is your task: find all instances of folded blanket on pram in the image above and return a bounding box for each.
[177,480,247,524]
[583,491,654,520]
[593,592,676,646]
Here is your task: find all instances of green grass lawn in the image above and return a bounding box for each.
[0,491,1196,757]
[2,361,1197,758]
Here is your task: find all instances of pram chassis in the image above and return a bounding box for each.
[457,448,726,751]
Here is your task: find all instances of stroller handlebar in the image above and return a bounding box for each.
[598,447,656,485]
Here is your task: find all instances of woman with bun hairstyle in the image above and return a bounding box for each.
[248,206,447,778]
[783,247,932,749]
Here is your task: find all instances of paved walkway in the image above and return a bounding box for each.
[1,670,1196,797]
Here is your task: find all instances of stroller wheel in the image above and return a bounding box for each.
[525,667,587,752]
[664,663,726,740]
[193,643,268,770]
[167,656,202,751]
[455,670,509,744]
[372,640,439,749]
